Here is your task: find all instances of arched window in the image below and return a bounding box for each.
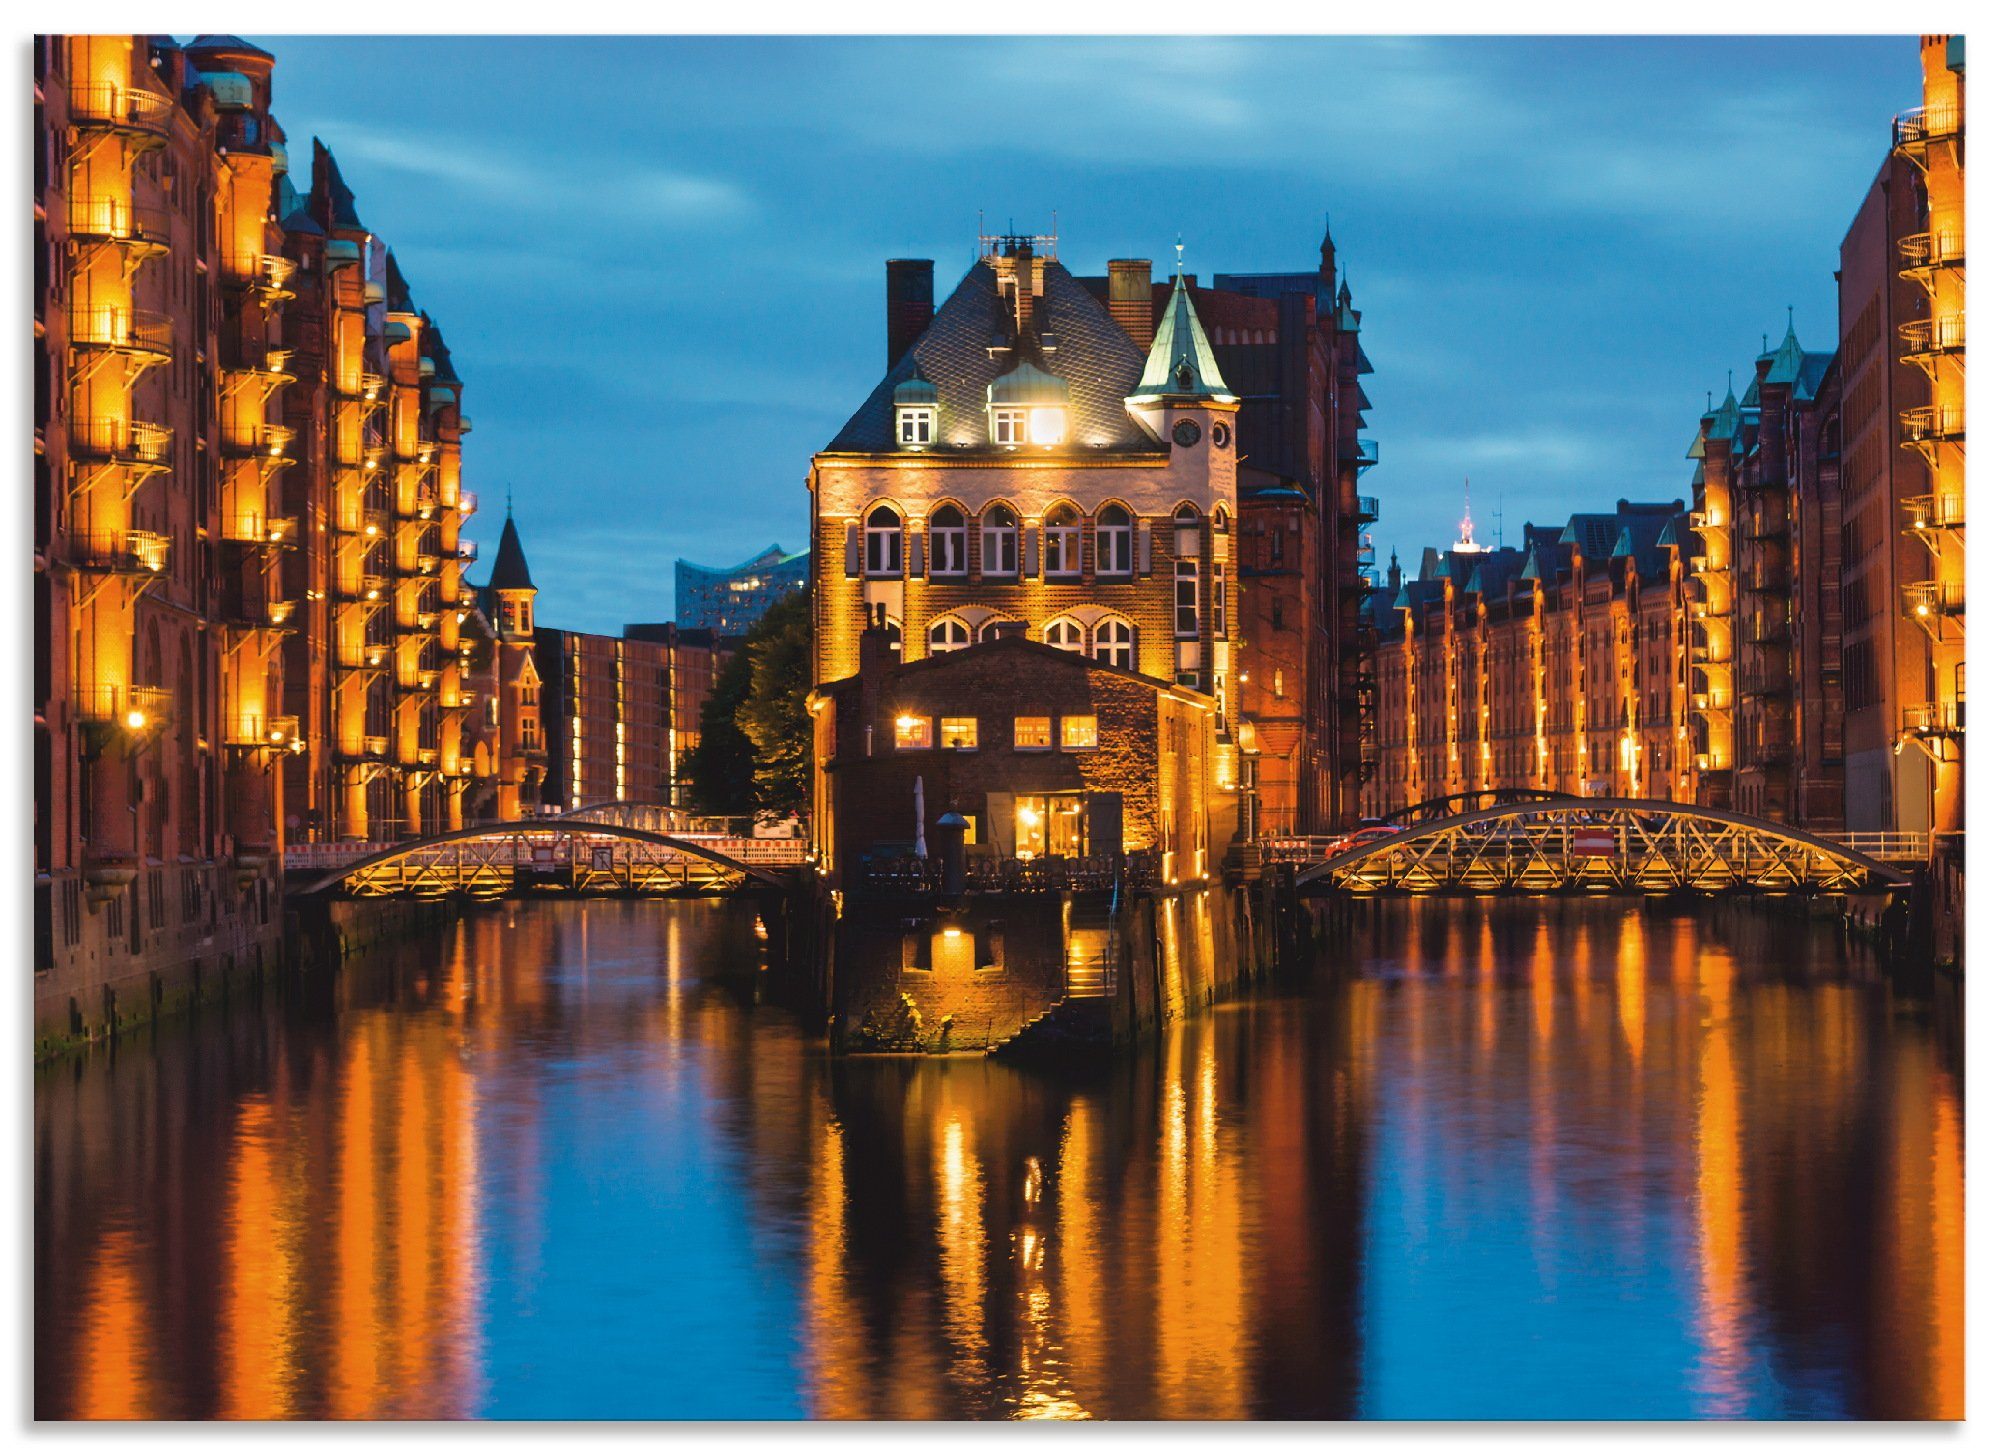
[978,618,1018,643]
[928,615,970,656]
[865,505,902,576]
[1212,504,1231,535]
[1045,505,1081,577]
[928,505,966,577]
[1095,504,1132,577]
[1174,504,1203,558]
[981,504,1018,577]
[1093,617,1135,670]
[885,617,903,660]
[1044,617,1086,653]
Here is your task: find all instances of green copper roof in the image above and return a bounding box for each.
[987,358,1067,407]
[1134,273,1235,401]
[1763,317,1807,387]
[892,369,938,406]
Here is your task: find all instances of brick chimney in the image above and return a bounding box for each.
[1107,259,1153,349]
[885,259,934,367]
[990,620,1029,641]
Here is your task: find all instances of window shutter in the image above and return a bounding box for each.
[844,524,859,577]
[910,532,925,578]
[1137,527,1153,576]
[1022,526,1039,578]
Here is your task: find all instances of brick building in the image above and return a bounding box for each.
[1361,501,1696,815]
[1837,35,1964,838]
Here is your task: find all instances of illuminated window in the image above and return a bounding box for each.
[1095,505,1132,576]
[928,615,970,655]
[1274,668,1285,698]
[981,504,1019,576]
[1045,504,1081,576]
[929,505,967,576]
[1043,617,1086,653]
[1092,617,1134,669]
[865,505,902,576]
[893,714,932,750]
[992,408,1027,446]
[1027,406,1067,446]
[940,717,978,749]
[1061,715,1098,750]
[1014,716,1052,751]
[896,405,934,446]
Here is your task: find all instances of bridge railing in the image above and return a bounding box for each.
[1825,831,1932,865]
[861,852,1159,896]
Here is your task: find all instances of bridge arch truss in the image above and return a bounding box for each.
[1296,797,1911,894]
[296,821,788,900]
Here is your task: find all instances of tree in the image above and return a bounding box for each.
[737,588,812,817]
[682,587,811,818]
[684,641,755,814]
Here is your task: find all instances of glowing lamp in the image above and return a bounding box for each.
[942,927,963,940]
[125,709,147,730]
[896,714,919,730]
[1027,407,1067,446]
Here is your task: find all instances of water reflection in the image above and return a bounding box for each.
[36,898,1961,1420]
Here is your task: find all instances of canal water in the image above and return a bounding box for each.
[35,898,1962,1420]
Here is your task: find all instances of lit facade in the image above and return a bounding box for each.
[1837,35,1964,838]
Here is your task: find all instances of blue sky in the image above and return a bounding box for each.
[256,35,1914,633]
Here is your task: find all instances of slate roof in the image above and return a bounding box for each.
[311,138,364,232]
[824,258,1157,455]
[488,513,534,591]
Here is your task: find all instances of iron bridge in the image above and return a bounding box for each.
[1276,797,1912,895]
[293,820,793,900]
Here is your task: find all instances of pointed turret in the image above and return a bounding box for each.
[486,504,539,643]
[1319,220,1337,280]
[489,509,534,591]
[1763,311,1807,388]
[311,138,364,232]
[1132,272,1235,403]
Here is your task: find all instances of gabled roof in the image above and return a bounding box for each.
[823,258,1155,455]
[311,138,364,233]
[488,512,534,591]
[1134,272,1235,401]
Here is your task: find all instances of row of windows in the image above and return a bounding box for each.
[861,502,1228,579]
[893,713,1099,752]
[906,612,1139,669]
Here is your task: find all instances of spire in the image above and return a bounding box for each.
[311,138,364,233]
[489,509,535,592]
[1319,218,1336,279]
[1134,270,1234,401]
[1765,307,1807,386]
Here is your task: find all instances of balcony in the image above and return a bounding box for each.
[1351,438,1380,471]
[223,422,296,462]
[337,573,389,603]
[226,593,297,631]
[415,553,442,577]
[1692,690,1732,713]
[68,83,175,139]
[338,735,391,763]
[69,417,172,468]
[1904,699,1966,737]
[336,505,390,540]
[221,514,299,548]
[1355,494,1379,524]
[74,684,174,744]
[1903,492,1965,534]
[225,713,302,750]
[1902,580,1964,627]
[70,529,169,575]
[1899,405,1965,448]
[1893,100,1962,154]
[397,666,441,692]
[457,490,478,518]
[1899,313,1965,362]
[334,640,388,671]
[396,489,439,521]
[1899,228,1966,278]
[68,304,171,361]
[222,252,298,299]
[67,196,170,254]
[455,539,480,564]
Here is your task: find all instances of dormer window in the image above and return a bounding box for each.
[1028,407,1066,446]
[992,408,1027,446]
[987,359,1067,450]
[892,372,938,450]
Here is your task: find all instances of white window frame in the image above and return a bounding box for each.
[1043,617,1086,654]
[1095,506,1133,577]
[1092,618,1135,670]
[981,506,1019,577]
[1014,716,1052,752]
[893,715,933,751]
[896,406,935,446]
[1045,507,1081,577]
[864,506,902,577]
[992,407,1027,446]
[1175,559,1200,637]
[1060,715,1099,751]
[940,717,978,750]
[929,507,967,577]
[928,615,971,656]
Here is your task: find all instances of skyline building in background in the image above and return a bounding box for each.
[675,543,807,636]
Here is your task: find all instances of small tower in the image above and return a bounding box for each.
[488,504,537,641]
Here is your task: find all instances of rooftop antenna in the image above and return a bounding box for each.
[1493,491,1505,545]
[506,483,514,517]
[1174,233,1185,272]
